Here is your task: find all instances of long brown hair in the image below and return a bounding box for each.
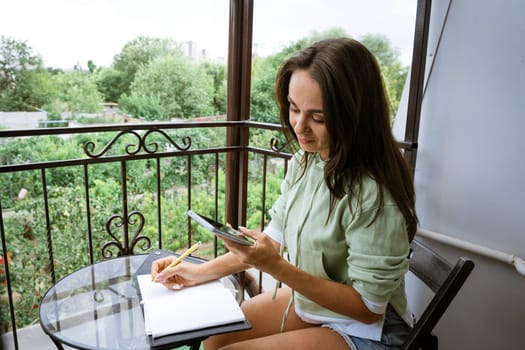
[275,38,418,240]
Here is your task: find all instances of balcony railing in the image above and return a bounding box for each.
[0,120,291,349]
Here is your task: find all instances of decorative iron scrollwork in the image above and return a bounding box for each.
[102,211,150,257]
[142,129,191,153]
[84,130,142,158]
[270,136,290,153]
[84,129,192,158]
[129,211,152,253]
[93,290,105,303]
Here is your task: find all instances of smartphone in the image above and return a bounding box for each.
[187,210,254,246]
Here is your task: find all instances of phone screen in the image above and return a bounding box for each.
[187,210,254,246]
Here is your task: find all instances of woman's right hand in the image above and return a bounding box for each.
[151,257,206,290]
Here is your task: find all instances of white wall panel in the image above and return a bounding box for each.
[394,1,525,349]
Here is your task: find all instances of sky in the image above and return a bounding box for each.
[0,0,417,69]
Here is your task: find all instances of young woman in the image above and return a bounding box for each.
[152,37,418,350]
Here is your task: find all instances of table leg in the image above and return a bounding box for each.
[49,336,65,350]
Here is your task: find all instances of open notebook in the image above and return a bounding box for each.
[134,250,250,348]
[136,274,247,339]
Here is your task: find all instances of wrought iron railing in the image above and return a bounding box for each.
[0,120,291,349]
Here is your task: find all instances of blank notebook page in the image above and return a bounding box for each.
[136,274,246,338]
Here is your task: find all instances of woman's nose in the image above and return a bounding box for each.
[294,114,309,133]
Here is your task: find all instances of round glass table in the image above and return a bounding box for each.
[39,254,150,349]
[39,251,242,350]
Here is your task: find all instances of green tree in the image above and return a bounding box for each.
[249,30,408,122]
[95,67,125,103]
[0,36,51,111]
[119,55,214,120]
[250,28,348,123]
[200,60,227,115]
[360,33,408,115]
[250,56,280,123]
[360,33,399,67]
[87,60,97,74]
[44,71,103,117]
[113,36,183,99]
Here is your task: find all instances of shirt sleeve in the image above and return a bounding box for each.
[345,204,410,303]
[265,153,301,246]
[263,225,283,244]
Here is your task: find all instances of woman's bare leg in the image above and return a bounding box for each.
[204,287,320,349]
[216,326,350,350]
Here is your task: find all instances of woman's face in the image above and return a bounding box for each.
[288,69,330,160]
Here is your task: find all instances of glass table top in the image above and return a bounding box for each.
[39,254,151,349]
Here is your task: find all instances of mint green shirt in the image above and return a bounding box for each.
[267,151,410,320]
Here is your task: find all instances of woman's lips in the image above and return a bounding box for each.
[297,136,313,145]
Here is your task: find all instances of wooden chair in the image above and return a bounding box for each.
[402,239,475,350]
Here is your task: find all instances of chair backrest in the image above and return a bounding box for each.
[402,239,475,350]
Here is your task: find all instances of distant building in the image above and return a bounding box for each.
[0,112,46,130]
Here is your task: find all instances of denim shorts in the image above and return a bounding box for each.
[325,304,411,350]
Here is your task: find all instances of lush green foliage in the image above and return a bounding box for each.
[249,29,408,123]
[0,36,48,111]
[360,33,409,116]
[250,28,348,124]
[44,70,104,117]
[0,128,284,331]
[0,36,105,116]
[119,55,215,120]
[113,37,183,96]
[94,66,125,103]
[200,61,227,116]
[1,31,407,124]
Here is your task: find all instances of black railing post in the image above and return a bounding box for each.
[121,160,130,254]
[0,198,19,349]
[83,164,95,264]
[225,0,253,227]
[41,168,56,284]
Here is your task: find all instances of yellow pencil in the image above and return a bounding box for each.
[153,241,202,282]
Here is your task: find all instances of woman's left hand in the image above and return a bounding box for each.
[220,227,281,273]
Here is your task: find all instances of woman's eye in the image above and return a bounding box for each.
[312,114,325,123]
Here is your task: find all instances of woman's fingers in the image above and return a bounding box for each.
[151,256,176,281]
